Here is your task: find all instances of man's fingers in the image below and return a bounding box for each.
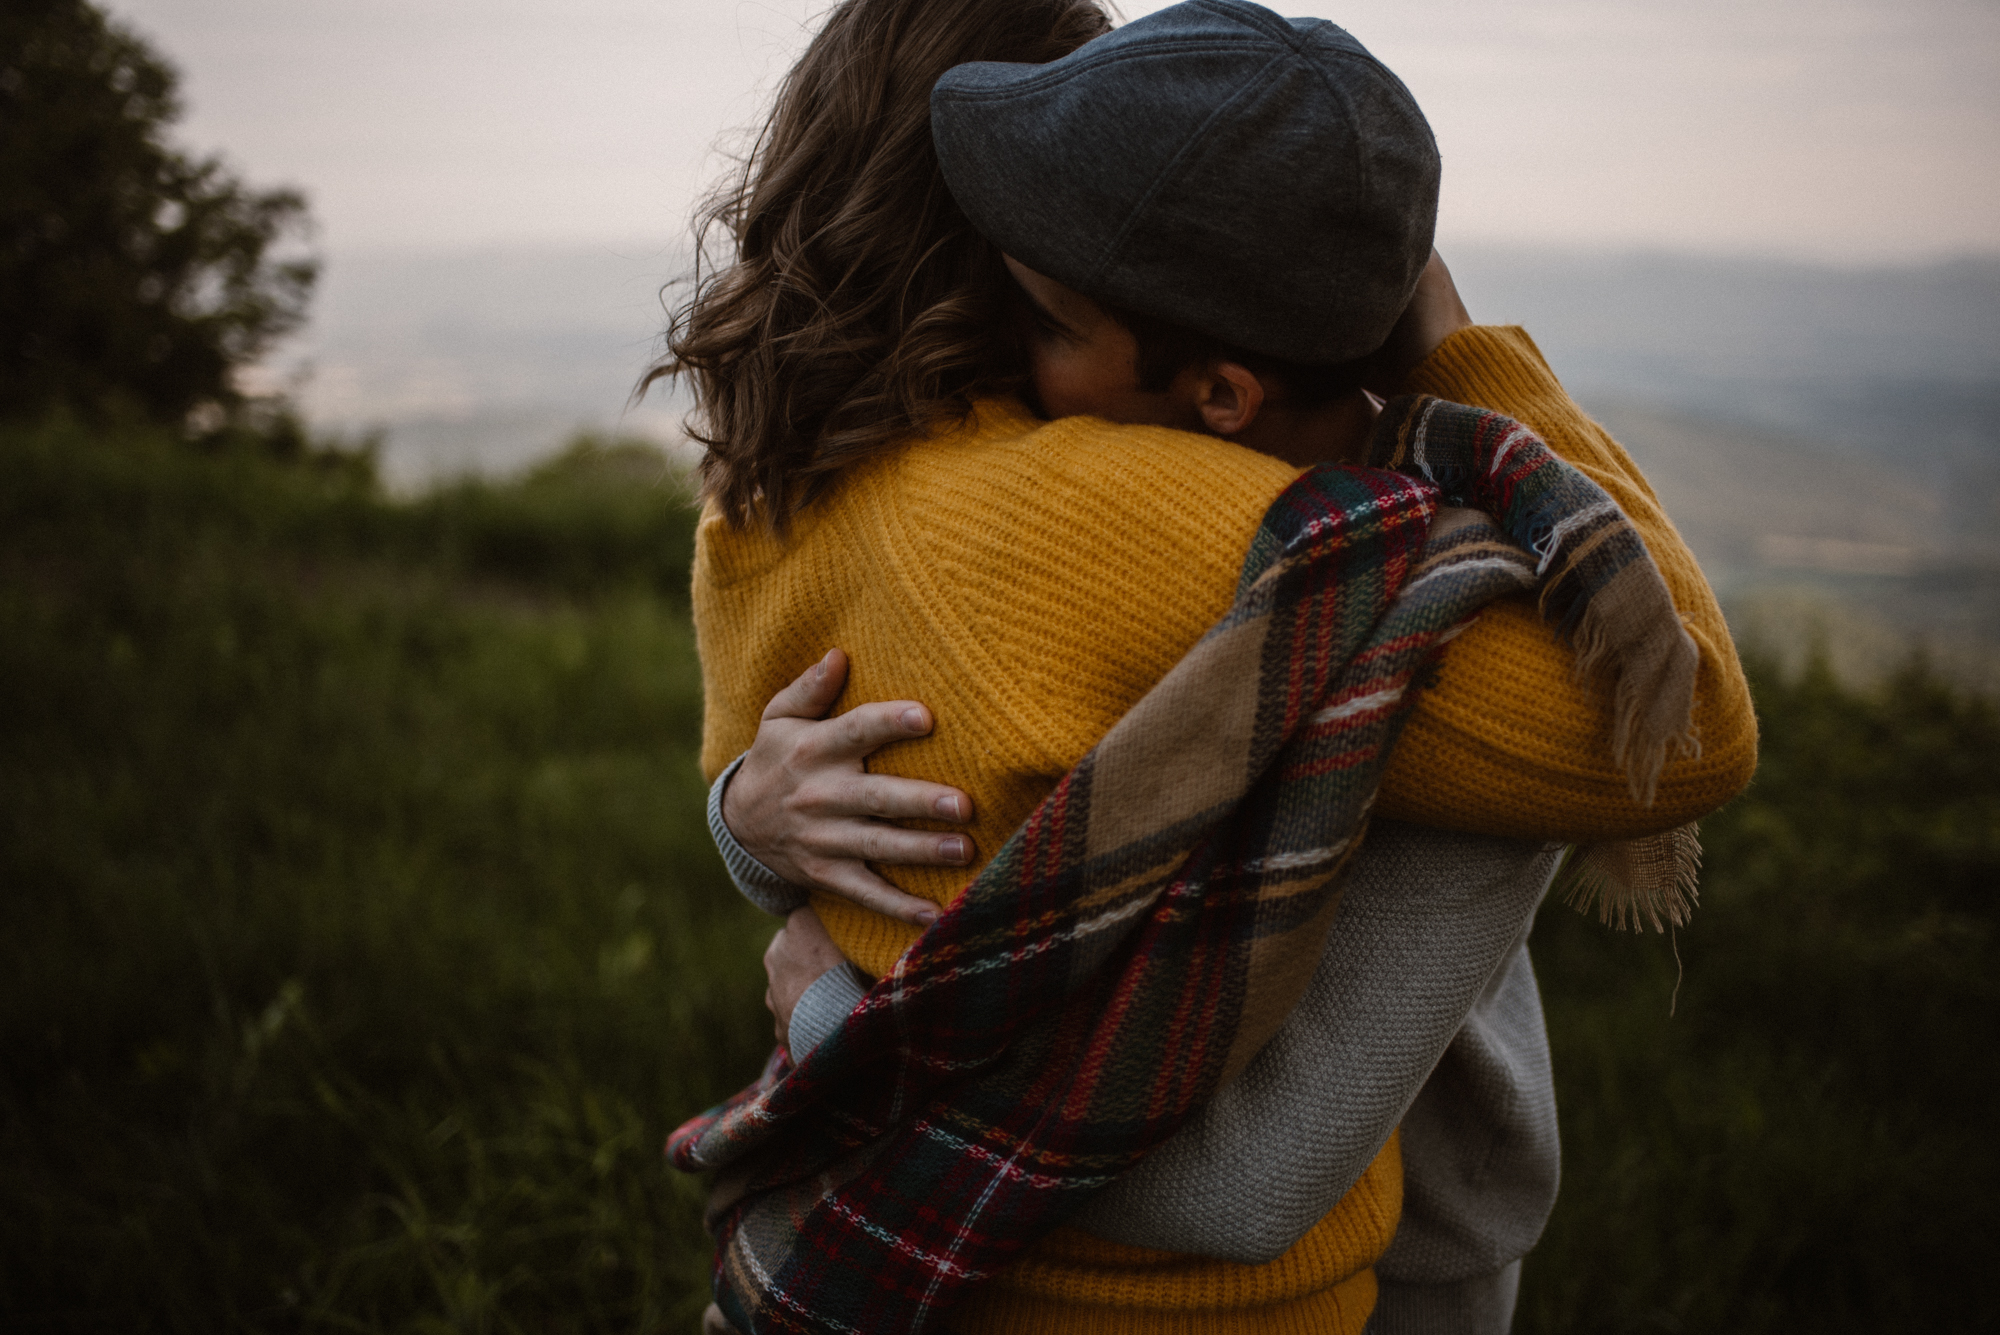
[809,819,973,870]
[814,772,973,823]
[814,862,944,927]
[799,699,938,764]
[762,648,850,723]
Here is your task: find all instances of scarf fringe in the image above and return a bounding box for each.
[1391,393,1702,811]
[1558,823,1702,933]
[1568,590,1702,807]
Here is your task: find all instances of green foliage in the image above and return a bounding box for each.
[1521,656,1999,1332]
[0,419,756,1332]
[1,418,1993,1331]
[0,0,314,425]
[410,436,710,604]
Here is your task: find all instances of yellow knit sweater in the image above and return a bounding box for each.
[691,326,1757,1332]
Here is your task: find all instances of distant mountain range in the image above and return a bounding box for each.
[1449,247,2000,387]
[1586,400,1997,690]
[1448,247,2000,556]
[279,241,2000,685]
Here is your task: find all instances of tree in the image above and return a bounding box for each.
[0,0,315,426]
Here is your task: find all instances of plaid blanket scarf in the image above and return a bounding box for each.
[670,395,1701,1334]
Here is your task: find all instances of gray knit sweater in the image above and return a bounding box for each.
[708,758,1561,1331]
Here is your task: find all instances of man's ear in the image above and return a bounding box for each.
[1194,361,1266,436]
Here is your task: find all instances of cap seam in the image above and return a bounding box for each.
[1305,49,1373,312]
[1082,49,1294,294]
[1301,43,1431,131]
[1293,42,1436,331]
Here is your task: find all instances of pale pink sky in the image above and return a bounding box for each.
[112,0,2000,261]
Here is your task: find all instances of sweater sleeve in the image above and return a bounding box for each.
[1375,325,1759,840]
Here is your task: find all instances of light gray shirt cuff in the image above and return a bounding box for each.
[787,960,871,1060]
[708,752,809,917]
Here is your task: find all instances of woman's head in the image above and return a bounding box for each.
[651,0,1113,528]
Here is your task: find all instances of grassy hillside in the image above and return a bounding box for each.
[1522,657,1998,1331]
[1,420,1993,1332]
[0,419,761,1332]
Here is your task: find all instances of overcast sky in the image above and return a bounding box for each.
[109,0,2000,262]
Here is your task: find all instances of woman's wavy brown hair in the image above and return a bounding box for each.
[643,0,1113,529]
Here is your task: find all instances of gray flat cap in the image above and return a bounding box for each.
[932,0,1439,363]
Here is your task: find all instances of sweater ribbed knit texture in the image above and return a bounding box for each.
[690,326,1758,1331]
[694,327,1755,982]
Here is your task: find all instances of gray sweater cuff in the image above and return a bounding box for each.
[708,753,809,917]
[787,961,871,1060]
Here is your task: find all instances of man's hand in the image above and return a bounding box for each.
[721,649,974,926]
[1361,249,1475,395]
[764,905,848,1055]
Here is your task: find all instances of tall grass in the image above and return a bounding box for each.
[0,419,767,1332]
[1,418,1992,1332]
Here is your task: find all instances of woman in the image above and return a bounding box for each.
[655,0,1756,1329]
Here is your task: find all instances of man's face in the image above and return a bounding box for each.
[1004,256,1199,430]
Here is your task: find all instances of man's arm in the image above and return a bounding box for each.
[761,904,867,1059]
[707,653,974,1062]
[1378,331,1757,834]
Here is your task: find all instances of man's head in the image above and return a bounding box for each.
[1004,252,1351,422]
[1004,254,1382,465]
[933,0,1440,366]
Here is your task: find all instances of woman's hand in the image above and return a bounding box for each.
[763,905,847,1055]
[721,648,974,926]
[1361,249,1475,395]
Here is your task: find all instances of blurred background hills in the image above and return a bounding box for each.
[99,0,2000,684]
[286,242,2000,685]
[1456,248,2000,687]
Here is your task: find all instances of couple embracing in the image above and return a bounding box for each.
[655,2,1757,1332]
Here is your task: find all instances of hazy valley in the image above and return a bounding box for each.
[280,243,2000,686]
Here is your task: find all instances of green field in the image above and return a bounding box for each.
[2,419,1994,1333]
